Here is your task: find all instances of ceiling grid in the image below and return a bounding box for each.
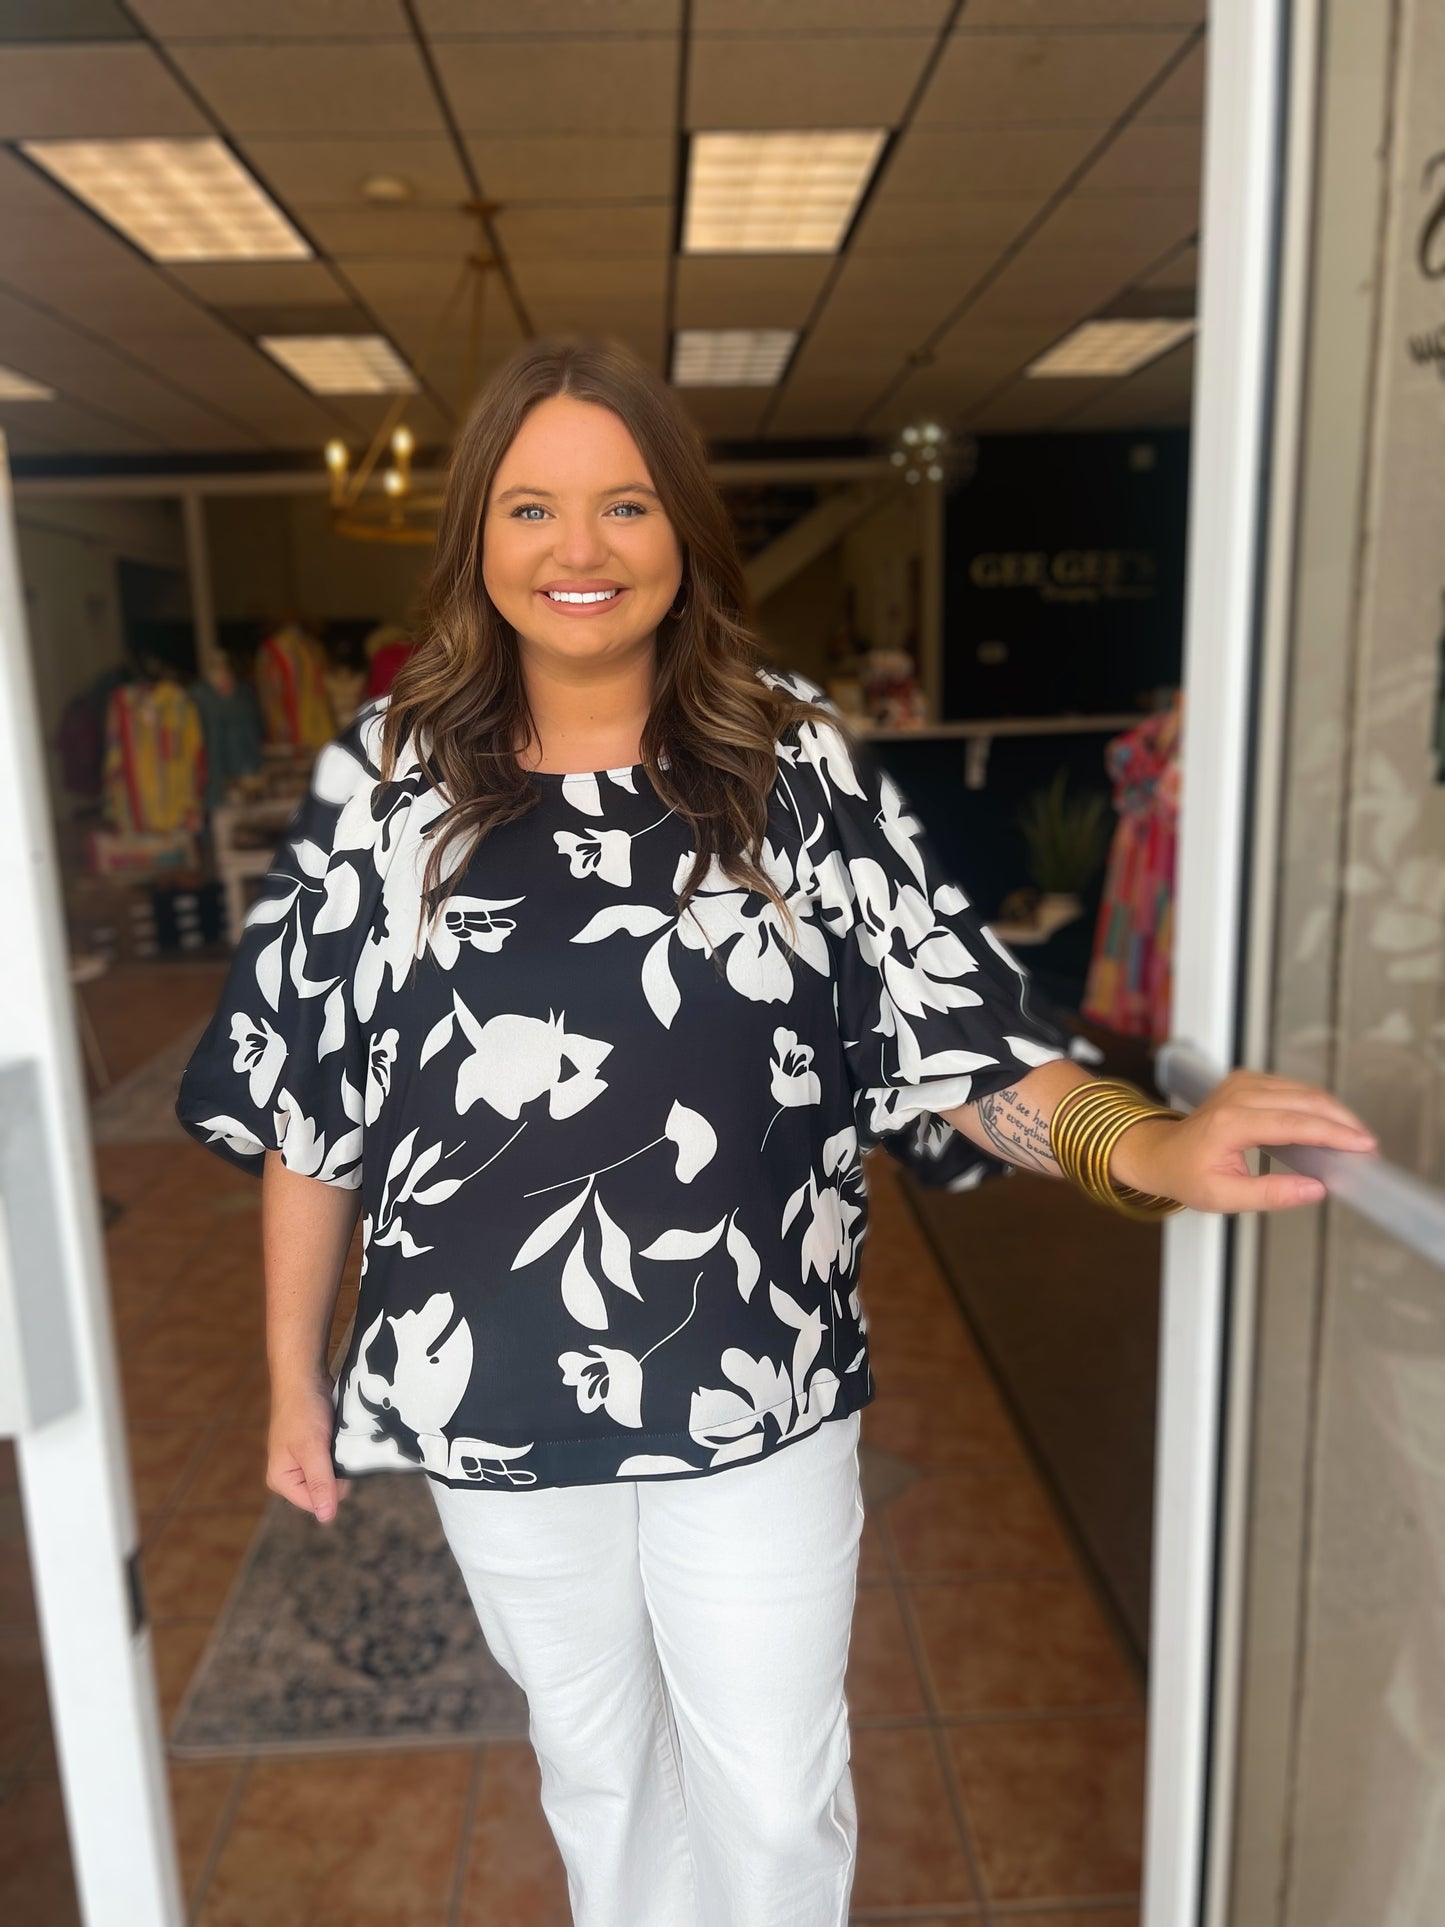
[0,0,1203,462]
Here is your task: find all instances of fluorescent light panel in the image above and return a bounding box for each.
[684,130,887,254]
[672,329,797,387]
[20,137,310,263]
[1026,318,1197,378]
[0,365,55,401]
[260,334,417,395]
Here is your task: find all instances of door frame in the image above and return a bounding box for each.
[1144,0,1293,1923]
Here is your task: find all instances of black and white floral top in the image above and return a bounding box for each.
[176,668,1075,1490]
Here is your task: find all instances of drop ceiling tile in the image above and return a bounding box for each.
[1064,333,1194,426]
[493,204,672,260]
[168,40,442,136]
[880,123,1105,199]
[419,0,678,29]
[0,0,137,39]
[3,397,165,455]
[675,385,771,441]
[694,0,949,25]
[440,39,678,135]
[687,34,930,129]
[238,137,470,210]
[331,254,476,307]
[0,43,209,137]
[1077,120,1202,194]
[510,256,668,305]
[1030,191,1198,262]
[763,382,871,437]
[959,0,1203,21]
[811,249,1004,348]
[128,0,409,33]
[1137,37,1204,118]
[674,255,832,329]
[849,195,1039,255]
[298,206,478,257]
[1138,241,1197,289]
[967,377,1114,431]
[917,30,1191,126]
[467,134,675,204]
[167,260,352,304]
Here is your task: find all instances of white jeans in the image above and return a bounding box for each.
[427,1409,865,1927]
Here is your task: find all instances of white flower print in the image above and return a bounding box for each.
[365,1027,399,1126]
[452,1002,612,1121]
[230,1011,286,1107]
[336,1294,474,1475]
[272,1077,363,1186]
[688,1282,840,1469]
[555,826,635,887]
[427,895,523,969]
[559,1345,644,1427]
[769,1028,821,1107]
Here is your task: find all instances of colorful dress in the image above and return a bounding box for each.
[255,625,335,749]
[102,678,206,834]
[176,670,1075,1492]
[1081,700,1182,1041]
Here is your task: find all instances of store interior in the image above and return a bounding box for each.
[0,4,1206,1921]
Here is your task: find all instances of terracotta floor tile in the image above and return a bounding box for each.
[150,1619,216,1726]
[849,1725,978,1911]
[126,1427,207,1513]
[995,1913,1138,1926]
[886,1465,1075,1578]
[197,1748,473,1927]
[0,1538,37,1633]
[0,1774,80,1925]
[176,1428,271,1513]
[142,1509,262,1622]
[0,1630,48,1778]
[910,1577,1142,1715]
[168,1758,242,1908]
[457,1741,571,1926]
[947,1714,1147,1903]
[862,1368,1023,1467]
[846,1584,927,1720]
[121,1353,254,1428]
[857,1512,889,1581]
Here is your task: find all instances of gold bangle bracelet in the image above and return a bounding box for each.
[1049,1078,1188,1221]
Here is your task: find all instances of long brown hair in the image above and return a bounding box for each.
[379,334,839,933]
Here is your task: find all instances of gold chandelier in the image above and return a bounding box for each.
[323,199,509,544]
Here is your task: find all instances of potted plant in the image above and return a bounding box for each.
[1014,769,1111,933]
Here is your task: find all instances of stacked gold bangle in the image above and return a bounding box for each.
[1048,1078,1188,1222]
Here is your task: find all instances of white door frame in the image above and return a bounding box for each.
[0,438,184,1922]
[1144,0,1291,1922]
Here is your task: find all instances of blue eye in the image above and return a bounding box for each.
[510,504,547,520]
[609,501,645,517]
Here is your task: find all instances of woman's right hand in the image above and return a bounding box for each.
[267,1371,352,1524]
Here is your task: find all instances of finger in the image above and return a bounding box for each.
[1210,1110,1377,1156]
[301,1457,339,1524]
[1220,1085,1375,1138]
[1207,1170,1327,1214]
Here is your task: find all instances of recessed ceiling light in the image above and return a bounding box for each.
[672,329,798,386]
[0,365,55,401]
[20,137,310,263]
[683,130,887,254]
[361,175,414,204]
[1026,318,1197,378]
[259,334,417,395]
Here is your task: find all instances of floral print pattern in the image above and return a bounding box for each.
[176,670,1074,1489]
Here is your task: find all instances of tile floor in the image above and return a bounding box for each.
[0,961,1146,1925]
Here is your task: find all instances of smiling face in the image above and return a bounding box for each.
[481,394,684,669]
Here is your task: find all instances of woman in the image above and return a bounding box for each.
[177,336,1375,1927]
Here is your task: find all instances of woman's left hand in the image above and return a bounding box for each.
[1109,1068,1379,1215]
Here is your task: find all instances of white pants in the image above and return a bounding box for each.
[427,1410,865,1927]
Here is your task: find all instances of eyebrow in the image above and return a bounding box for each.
[494,481,662,503]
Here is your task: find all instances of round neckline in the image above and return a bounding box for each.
[527,761,646,782]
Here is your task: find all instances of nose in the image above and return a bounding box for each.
[550,510,611,573]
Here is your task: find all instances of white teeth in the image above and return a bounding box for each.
[546,589,620,604]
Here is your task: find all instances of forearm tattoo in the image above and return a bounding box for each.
[971,1085,1061,1177]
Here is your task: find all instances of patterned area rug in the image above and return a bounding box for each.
[91,1019,207,1144]
[168,1470,529,1758]
[168,1442,915,1757]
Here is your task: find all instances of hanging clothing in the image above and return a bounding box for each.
[175,668,1076,1493]
[1081,698,1182,1041]
[364,636,416,700]
[57,666,129,803]
[255,623,335,749]
[190,673,264,812]
[102,678,206,835]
